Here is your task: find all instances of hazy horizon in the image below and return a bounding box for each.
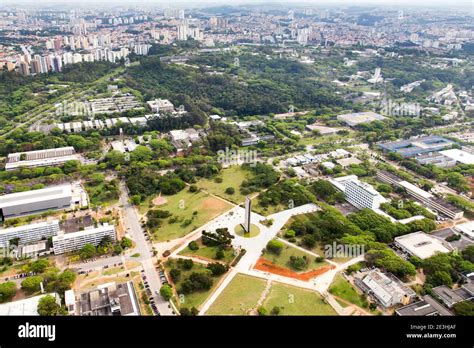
[1,0,473,9]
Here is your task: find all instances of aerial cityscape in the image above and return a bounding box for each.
[0,0,473,334]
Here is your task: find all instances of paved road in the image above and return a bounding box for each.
[118,181,175,315]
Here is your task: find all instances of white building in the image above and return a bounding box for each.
[0,293,60,315]
[439,149,474,165]
[0,184,87,221]
[52,223,116,254]
[454,221,474,240]
[356,270,415,307]
[394,231,452,260]
[147,98,174,113]
[368,67,383,84]
[5,147,81,171]
[0,220,60,248]
[329,175,386,210]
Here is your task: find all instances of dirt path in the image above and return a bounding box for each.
[248,278,273,315]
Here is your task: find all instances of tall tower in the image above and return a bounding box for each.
[243,196,251,233]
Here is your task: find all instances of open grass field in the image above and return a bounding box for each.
[328,274,368,309]
[178,238,236,264]
[262,243,329,273]
[164,258,227,311]
[262,282,337,315]
[196,166,250,204]
[148,189,232,242]
[206,273,267,315]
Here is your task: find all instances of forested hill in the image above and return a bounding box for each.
[124,53,347,117]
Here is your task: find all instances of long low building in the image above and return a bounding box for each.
[0,184,87,221]
[395,295,453,316]
[337,111,386,127]
[376,170,463,220]
[0,220,60,248]
[440,149,474,165]
[52,223,116,254]
[5,147,81,171]
[378,136,454,158]
[394,231,452,260]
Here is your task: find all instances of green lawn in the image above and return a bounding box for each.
[85,179,120,207]
[328,274,368,309]
[263,242,329,272]
[263,282,337,315]
[197,166,250,204]
[250,196,287,216]
[178,238,236,264]
[146,189,232,242]
[280,213,351,263]
[206,273,267,315]
[164,258,227,310]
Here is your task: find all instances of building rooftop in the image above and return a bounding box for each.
[440,149,474,165]
[378,136,454,157]
[0,219,60,236]
[53,223,115,241]
[7,147,75,163]
[454,221,474,240]
[360,270,415,307]
[74,281,140,316]
[377,170,403,183]
[395,231,451,259]
[398,181,433,200]
[396,295,453,316]
[432,285,474,308]
[337,111,386,127]
[0,185,72,209]
[0,293,59,315]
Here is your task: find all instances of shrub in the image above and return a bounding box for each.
[207,262,229,276]
[179,259,194,270]
[266,239,284,255]
[289,256,307,270]
[169,269,181,283]
[225,187,235,195]
[215,249,225,260]
[188,241,199,251]
[160,284,173,300]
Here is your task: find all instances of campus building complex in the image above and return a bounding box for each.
[52,224,116,254]
[378,136,454,158]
